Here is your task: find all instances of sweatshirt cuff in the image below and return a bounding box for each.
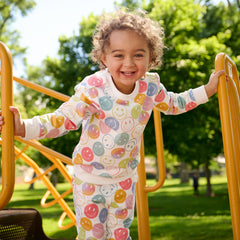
[192,85,209,104]
[23,118,40,140]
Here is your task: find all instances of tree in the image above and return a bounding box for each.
[0,0,36,60]
[21,0,240,195]
[143,0,238,195]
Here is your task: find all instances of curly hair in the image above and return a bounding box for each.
[90,9,165,70]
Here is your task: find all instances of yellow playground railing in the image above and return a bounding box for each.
[215,53,240,240]
[0,41,165,239]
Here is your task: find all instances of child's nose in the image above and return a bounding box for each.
[124,57,135,67]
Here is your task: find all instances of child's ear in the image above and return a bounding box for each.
[148,54,153,70]
[101,54,106,67]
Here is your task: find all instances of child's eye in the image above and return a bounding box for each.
[114,54,123,58]
[135,54,144,58]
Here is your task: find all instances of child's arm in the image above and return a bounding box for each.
[204,70,225,98]
[154,69,226,115]
[0,106,25,137]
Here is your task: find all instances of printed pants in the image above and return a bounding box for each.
[73,176,136,240]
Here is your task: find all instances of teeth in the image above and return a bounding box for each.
[123,72,134,75]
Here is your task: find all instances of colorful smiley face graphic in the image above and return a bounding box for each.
[111,148,125,159]
[142,96,153,111]
[99,120,111,134]
[64,119,77,130]
[92,223,104,239]
[100,155,115,167]
[88,87,98,98]
[155,89,165,102]
[102,134,115,149]
[112,105,127,120]
[115,208,128,220]
[80,217,92,231]
[93,142,105,156]
[82,182,95,196]
[81,147,94,162]
[131,124,144,139]
[125,139,137,152]
[99,208,108,224]
[147,82,158,96]
[138,111,150,125]
[87,124,100,139]
[131,105,141,119]
[114,189,127,203]
[119,178,132,190]
[87,75,103,87]
[99,96,113,111]
[100,184,118,197]
[50,115,64,128]
[114,133,129,146]
[121,117,134,132]
[105,117,119,131]
[84,203,99,219]
[134,94,145,105]
[139,81,147,93]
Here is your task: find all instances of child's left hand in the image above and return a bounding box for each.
[205,70,225,98]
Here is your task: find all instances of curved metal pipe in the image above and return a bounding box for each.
[0,41,14,209]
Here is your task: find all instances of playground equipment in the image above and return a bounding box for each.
[0,41,165,239]
[215,53,240,240]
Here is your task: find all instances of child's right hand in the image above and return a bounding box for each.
[0,106,26,137]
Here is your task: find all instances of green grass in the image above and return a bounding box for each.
[5,175,233,240]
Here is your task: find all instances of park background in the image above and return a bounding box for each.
[1,0,240,239]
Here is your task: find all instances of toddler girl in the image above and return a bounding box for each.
[0,10,224,240]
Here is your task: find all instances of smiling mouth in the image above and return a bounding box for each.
[121,71,135,76]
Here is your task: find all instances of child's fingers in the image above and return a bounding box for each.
[216,70,225,78]
[210,70,225,79]
[9,106,21,121]
[0,110,3,131]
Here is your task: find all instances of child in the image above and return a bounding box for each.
[0,10,224,240]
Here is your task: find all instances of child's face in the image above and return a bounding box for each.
[101,29,151,94]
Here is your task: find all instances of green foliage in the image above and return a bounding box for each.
[0,0,36,59]
[143,0,239,170]
[17,0,240,172]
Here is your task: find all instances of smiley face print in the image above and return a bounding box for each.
[112,105,127,120]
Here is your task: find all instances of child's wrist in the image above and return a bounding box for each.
[204,84,216,98]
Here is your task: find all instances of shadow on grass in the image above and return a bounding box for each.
[4,177,232,240]
[148,182,230,217]
[149,216,233,240]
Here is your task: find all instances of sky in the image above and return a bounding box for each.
[12,0,120,75]
[12,0,223,76]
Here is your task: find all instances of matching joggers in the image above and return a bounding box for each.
[73,175,137,240]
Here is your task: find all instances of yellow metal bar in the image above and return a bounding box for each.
[15,136,72,165]
[136,136,151,240]
[13,76,70,102]
[41,188,73,208]
[215,53,240,240]
[0,42,15,210]
[145,108,166,193]
[136,108,166,240]
[14,145,76,228]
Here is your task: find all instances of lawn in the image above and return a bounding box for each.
[5,175,233,240]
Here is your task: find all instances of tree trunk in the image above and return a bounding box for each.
[180,162,189,184]
[205,161,214,197]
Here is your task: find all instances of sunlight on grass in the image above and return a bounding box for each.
[3,175,232,239]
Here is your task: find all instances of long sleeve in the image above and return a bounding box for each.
[154,81,208,115]
[23,80,100,140]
